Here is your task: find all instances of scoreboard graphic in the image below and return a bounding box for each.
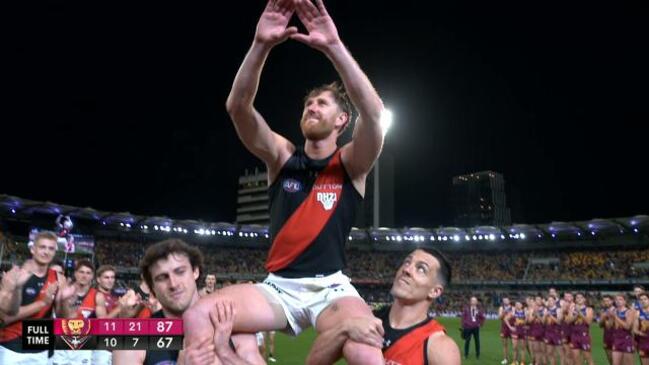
[22,318,183,351]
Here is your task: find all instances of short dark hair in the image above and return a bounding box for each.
[96,265,116,278]
[602,294,613,300]
[640,293,649,300]
[305,81,353,133]
[139,239,203,291]
[417,248,452,288]
[634,285,645,291]
[75,259,94,273]
[50,260,65,268]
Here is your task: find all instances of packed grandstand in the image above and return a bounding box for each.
[2,193,647,318]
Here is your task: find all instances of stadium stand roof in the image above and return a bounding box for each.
[1,194,646,246]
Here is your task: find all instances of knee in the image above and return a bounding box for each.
[182,295,221,340]
[342,339,384,365]
[236,335,266,365]
[182,297,210,327]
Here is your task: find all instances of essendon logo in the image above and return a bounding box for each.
[316,192,337,210]
[60,319,92,350]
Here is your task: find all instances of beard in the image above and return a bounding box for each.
[300,116,335,141]
[159,292,191,316]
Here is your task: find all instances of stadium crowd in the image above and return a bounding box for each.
[92,240,649,283]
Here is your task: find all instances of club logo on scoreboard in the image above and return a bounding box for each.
[60,319,92,350]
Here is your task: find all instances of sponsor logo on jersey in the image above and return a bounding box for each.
[316,192,337,210]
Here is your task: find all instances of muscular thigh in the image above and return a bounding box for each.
[187,284,287,334]
[315,296,374,333]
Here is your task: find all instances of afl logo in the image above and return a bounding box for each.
[282,179,302,193]
[26,287,37,296]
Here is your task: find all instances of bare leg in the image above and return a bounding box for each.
[309,297,383,365]
[612,351,623,365]
[582,349,594,365]
[512,338,520,363]
[503,337,511,363]
[571,349,581,365]
[232,334,266,365]
[546,344,556,365]
[183,284,287,348]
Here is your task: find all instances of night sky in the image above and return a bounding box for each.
[3,0,647,227]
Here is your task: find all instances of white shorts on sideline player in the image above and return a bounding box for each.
[0,345,48,365]
[50,349,92,365]
[92,350,112,365]
[256,332,265,347]
[257,270,361,336]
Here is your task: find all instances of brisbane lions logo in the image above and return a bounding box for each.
[316,192,337,210]
[60,319,92,350]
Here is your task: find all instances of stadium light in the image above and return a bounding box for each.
[465,235,471,241]
[489,234,496,241]
[634,228,639,233]
[472,235,477,241]
[519,233,525,240]
[453,235,460,242]
[501,235,507,240]
[380,108,393,137]
[10,208,16,214]
[396,236,402,242]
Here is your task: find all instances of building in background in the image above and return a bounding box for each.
[236,168,269,225]
[452,171,511,227]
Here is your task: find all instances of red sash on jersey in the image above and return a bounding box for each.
[76,287,97,319]
[384,319,445,365]
[265,150,344,272]
[0,269,58,342]
[137,306,152,318]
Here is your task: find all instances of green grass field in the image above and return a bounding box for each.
[269,318,638,364]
